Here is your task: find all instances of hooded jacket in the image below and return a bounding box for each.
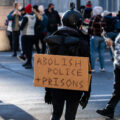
[45,9,61,33]
[44,26,91,103]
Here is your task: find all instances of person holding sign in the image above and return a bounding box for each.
[43,3,91,120]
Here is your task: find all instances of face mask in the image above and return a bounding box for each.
[51,8,54,11]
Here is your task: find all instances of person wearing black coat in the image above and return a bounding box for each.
[45,3,61,35]
[44,8,91,120]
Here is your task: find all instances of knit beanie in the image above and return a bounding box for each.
[93,6,103,16]
[86,1,92,8]
[39,5,45,14]
[25,4,32,14]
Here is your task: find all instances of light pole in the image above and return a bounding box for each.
[29,0,31,4]
[106,0,108,10]
[23,0,25,7]
[118,0,120,11]
[76,0,81,11]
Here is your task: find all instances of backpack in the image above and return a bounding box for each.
[104,16,115,32]
[45,27,90,57]
[114,18,120,30]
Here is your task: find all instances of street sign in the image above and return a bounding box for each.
[34,54,91,91]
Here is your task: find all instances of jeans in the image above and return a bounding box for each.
[90,36,106,69]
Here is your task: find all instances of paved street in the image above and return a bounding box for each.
[0,51,120,120]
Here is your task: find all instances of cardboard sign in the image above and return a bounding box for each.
[34,54,91,91]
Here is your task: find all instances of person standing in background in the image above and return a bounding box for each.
[8,2,21,57]
[84,1,92,19]
[88,6,106,72]
[17,7,26,62]
[33,5,43,53]
[38,5,48,53]
[20,4,36,69]
[33,5,48,54]
[45,3,61,35]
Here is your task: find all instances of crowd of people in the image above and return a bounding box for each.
[5,1,120,71]
[5,1,120,119]
[6,2,61,69]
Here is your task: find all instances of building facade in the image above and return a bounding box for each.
[17,0,120,12]
[0,0,120,12]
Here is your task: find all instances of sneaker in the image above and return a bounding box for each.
[101,68,105,72]
[17,55,26,62]
[91,69,95,73]
[25,64,32,69]
[12,53,17,57]
[96,108,114,119]
[22,62,29,67]
[111,58,114,62]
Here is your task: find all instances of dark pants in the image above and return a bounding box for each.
[7,31,12,50]
[51,90,81,120]
[35,33,47,54]
[107,67,120,110]
[12,31,19,54]
[22,35,34,64]
[34,35,41,53]
[40,32,47,54]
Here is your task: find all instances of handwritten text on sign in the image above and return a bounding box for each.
[34,54,90,91]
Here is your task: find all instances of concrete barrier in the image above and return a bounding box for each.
[0,30,10,51]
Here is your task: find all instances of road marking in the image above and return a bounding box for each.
[90,99,110,102]
[91,94,112,97]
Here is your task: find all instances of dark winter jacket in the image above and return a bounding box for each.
[84,8,92,19]
[35,13,48,35]
[45,9,61,33]
[8,10,20,31]
[104,15,116,32]
[44,26,91,104]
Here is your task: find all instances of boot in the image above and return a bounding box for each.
[96,107,114,119]
[12,52,17,57]
[17,54,26,62]
[22,62,28,67]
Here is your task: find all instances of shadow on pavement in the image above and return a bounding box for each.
[0,101,36,120]
[105,118,117,120]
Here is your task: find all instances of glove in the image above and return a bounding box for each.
[44,91,52,104]
[80,92,90,109]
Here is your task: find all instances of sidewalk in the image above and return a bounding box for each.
[0,52,120,120]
